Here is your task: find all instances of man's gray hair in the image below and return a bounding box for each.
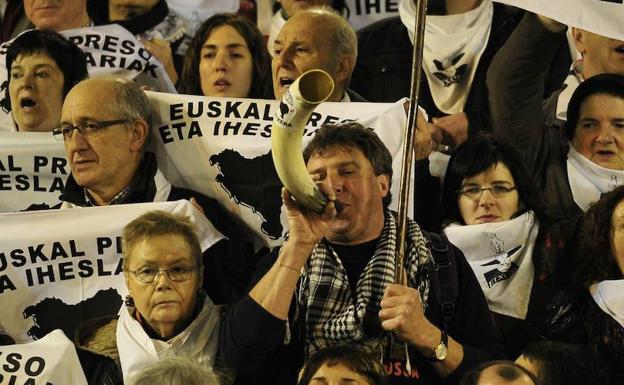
[130,357,220,385]
[304,7,357,64]
[106,77,152,125]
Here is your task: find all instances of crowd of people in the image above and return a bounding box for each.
[0,0,623,384]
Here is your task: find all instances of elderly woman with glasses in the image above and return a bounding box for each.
[422,133,570,359]
[75,211,232,385]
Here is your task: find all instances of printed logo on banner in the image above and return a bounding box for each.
[149,93,411,247]
[0,201,221,343]
[0,330,88,385]
[349,0,399,16]
[0,134,69,212]
[158,99,346,241]
[60,25,177,93]
[0,235,125,340]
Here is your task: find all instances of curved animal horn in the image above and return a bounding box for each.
[271,69,335,213]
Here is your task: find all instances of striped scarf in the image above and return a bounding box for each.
[298,210,432,353]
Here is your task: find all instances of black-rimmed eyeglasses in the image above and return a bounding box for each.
[125,266,198,283]
[52,119,131,141]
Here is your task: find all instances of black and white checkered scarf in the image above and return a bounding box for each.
[298,210,432,353]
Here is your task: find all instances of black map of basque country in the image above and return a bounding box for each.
[210,149,284,239]
[23,288,122,339]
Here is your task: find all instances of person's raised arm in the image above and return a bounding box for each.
[249,186,337,319]
[487,12,567,151]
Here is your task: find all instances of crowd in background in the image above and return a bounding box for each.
[1,0,623,384]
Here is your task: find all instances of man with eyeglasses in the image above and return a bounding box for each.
[55,76,255,305]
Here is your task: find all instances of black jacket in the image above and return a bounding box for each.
[487,13,580,223]
[351,5,523,134]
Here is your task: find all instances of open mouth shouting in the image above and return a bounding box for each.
[19,96,38,112]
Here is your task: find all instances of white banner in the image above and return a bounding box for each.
[345,0,400,31]
[0,132,66,212]
[147,92,411,247]
[0,329,87,385]
[0,200,223,343]
[60,25,177,93]
[493,0,624,41]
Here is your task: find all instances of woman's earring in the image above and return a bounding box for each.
[124,295,135,307]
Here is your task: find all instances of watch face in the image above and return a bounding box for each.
[434,343,448,360]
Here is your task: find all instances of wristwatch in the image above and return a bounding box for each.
[432,329,448,361]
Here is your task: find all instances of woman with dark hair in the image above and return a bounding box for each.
[545,186,624,384]
[430,134,569,358]
[177,13,272,99]
[1,29,88,132]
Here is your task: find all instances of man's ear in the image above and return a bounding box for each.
[129,119,149,152]
[377,174,391,198]
[571,27,586,56]
[336,54,355,87]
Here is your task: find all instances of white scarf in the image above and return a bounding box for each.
[444,211,538,319]
[116,297,220,383]
[590,280,624,328]
[567,145,624,211]
[555,62,583,121]
[399,0,493,114]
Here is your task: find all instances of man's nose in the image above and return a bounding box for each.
[274,47,294,69]
[324,174,344,194]
[65,128,88,149]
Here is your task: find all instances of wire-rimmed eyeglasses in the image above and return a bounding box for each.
[52,119,131,141]
[125,266,198,283]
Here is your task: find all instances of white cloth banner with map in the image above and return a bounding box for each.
[0,132,66,212]
[0,24,176,131]
[147,92,412,248]
[0,200,223,343]
[0,329,88,385]
[493,0,624,41]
